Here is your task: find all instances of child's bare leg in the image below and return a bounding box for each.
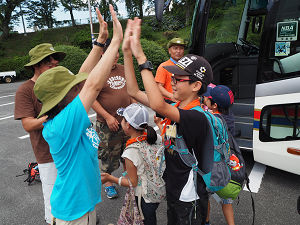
[222,203,235,225]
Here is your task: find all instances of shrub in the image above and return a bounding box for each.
[55,45,88,74]
[163,31,178,40]
[0,55,32,80]
[119,39,168,90]
[70,28,93,51]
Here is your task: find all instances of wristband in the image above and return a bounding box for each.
[93,40,105,47]
[118,176,123,186]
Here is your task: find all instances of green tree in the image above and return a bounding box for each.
[60,0,87,26]
[123,0,144,18]
[0,0,25,39]
[89,0,118,21]
[172,0,196,26]
[24,0,58,29]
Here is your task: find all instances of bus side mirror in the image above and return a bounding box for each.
[252,16,263,34]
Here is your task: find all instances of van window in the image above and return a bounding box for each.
[259,103,300,142]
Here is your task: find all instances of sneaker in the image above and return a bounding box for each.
[105,186,118,199]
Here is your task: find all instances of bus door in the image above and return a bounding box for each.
[253,0,300,175]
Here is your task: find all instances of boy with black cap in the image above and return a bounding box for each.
[14,43,65,224]
[122,18,214,225]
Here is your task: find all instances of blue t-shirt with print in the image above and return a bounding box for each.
[43,95,101,221]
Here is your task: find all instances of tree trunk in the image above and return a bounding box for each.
[0,24,10,40]
[70,8,76,26]
[139,1,143,18]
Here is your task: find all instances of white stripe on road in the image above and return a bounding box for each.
[0,94,14,99]
[19,134,29,139]
[244,162,266,193]
[0,102,14,107]
[18,113,97,139]
[0,115,14,121]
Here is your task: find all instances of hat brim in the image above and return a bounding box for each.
[168,43,186,48]
[163,65,191,76]
[24,51,66,69]
[37,72,88,118]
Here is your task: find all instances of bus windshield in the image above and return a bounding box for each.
[258,0,300,83]
[206,0,263,46]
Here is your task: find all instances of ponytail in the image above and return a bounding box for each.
[146,125,157,145]
[139,123,157,145]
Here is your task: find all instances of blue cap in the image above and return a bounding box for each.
[210,85,234,108]
[203,86,213,98]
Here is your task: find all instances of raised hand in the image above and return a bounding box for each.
[110,4,123,45]
[129,17,146,64]
[122,19,133,53]
[96,8,108,44]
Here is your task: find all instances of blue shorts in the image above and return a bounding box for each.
[222,198,233,204]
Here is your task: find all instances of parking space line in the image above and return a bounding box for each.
[0,115,14,121]
[0,102,14,107]
[19,134,29,139]
[244,162,266,193]
[0,94,14,99]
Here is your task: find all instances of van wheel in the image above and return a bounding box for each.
[4,76,12,83]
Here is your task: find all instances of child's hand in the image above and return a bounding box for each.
[122,19,132,53]
[154,116,162,126]
[101,173,111,184]
[129,17,146,63]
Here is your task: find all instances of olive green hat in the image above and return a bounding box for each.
[33,66,88,118]
[167,37,186,48]
[24,43,66,68]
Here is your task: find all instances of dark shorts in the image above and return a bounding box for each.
[166,198,208,225]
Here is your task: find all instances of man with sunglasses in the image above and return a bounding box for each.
[14,43,66,224]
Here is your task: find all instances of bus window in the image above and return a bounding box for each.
[258,0,300,83]
[259,103,300,142]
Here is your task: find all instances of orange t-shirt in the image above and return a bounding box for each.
[155,59,175,95]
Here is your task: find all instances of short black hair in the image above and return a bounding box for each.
[188,76,207,96]
[210,98,230,115]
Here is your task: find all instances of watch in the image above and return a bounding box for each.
[138,61,153,72]
[93,40,105,47]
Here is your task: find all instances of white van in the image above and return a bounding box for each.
[0,71,16,83]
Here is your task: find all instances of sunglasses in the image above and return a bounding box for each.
[171,76,192,84]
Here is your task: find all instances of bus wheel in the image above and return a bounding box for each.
[4,76,12,83]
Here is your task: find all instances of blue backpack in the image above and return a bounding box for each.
[172,106,231,193]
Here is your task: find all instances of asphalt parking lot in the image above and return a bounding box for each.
[0,81,299,225]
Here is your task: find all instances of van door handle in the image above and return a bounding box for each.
[287,148,300,156]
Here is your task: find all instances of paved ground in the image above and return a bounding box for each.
[0,81,300,225]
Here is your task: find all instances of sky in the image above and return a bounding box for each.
[14,1,128,33]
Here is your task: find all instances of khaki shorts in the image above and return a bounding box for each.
[96,120,128,174]
[51,209,96,225]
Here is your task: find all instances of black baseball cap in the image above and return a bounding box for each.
[163,54,213,85]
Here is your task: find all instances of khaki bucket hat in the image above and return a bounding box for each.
[33,66,88,118]
[24,43,66,68]
[167,37,186,48]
